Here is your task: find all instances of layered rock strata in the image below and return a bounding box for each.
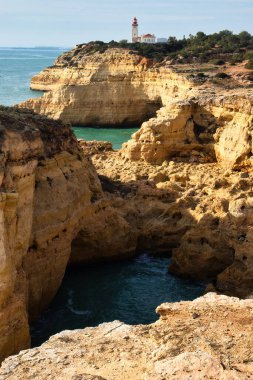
[19,48,197,126]
[85,112,253,298]
[3,46,253,368]
[121,94,253,168]
[1,293,253,379]
[0,107,135,361]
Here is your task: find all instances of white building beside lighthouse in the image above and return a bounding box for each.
[132,17,156,44]
[140,34,156,43]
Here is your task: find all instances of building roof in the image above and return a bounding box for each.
[142,34,155,38]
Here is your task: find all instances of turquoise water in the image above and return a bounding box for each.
[73,126,137,149]
[0,48,138,148]
[31,254,204,347]
[0,47,65,106]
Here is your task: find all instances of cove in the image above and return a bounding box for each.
[31,253,204,347]
[73,126,138,149]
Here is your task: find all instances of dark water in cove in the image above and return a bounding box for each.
[1,48,204,345]
[31,254,204,347]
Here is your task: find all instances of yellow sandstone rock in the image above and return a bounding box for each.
[1,293,253,379]
[0,107,134,361]
[19,48,196,126]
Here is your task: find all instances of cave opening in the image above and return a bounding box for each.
[30,252,205,347]
[71,99,163,150]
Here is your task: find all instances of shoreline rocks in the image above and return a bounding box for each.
[1,293,253,379]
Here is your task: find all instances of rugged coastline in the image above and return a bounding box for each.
[0,45,253,377]
[1,293,253,379]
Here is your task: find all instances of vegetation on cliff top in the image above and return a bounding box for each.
[75,30,253,65]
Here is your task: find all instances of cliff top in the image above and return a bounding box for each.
[0,106,80,158]
[1,293,253,379]
[56,30,253,67]
[50,34,253,87]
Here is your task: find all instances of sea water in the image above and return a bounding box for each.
[31,254,204,346]
[0,47,137,148]
[1,48,204,345]
[0,47,64,106]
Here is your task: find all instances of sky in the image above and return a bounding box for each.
[0,0,253,47]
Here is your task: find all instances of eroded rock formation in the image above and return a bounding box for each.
[19,48,196,126]
[121,94,253,168]
[85,111,253,298]
[1,293,253,379]
[2,46,253,373]
[0,107,134,361]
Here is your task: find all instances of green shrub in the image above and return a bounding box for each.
[196,72,206,78]
[245,59,253,69]
[80,30,253,64]
[212,59,225,65]
[245,51,253,60]
[215,72,230,79]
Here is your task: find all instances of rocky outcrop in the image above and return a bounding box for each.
[19,48,196,126]
[4,46,253,368]
[19,46,253,169]
[17,45,253,296]
[0,107,135,362]
[87,138,253,298]
[78,140,114,156]
[1,293,253,379]
[121,93,253,168]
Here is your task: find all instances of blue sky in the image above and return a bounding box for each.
[1,0,253,47]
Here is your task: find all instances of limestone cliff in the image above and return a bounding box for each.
[18,47,253,171]
[19,48,196,126]
[1,293,253,379]
[0,107,135,362]
[85,123,253,298]
[17,45,253,296]
[5,46,253,367]
[121,93,253,168]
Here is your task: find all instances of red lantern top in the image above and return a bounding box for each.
[132,17,138,27]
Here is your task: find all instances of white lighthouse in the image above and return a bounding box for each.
[132,17,139,43]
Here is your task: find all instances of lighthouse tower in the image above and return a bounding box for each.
[132,17,139,43]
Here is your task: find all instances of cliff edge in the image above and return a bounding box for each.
[1,293,253,379]
[0,107,135,361]
[18,47,198,126]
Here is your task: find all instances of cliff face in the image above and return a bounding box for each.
[86,111,253,299]
[0,107,135,361]
[121,94,253,168]
[1,293,253,379]
[18,46,253,296]
[19,48,196,126]
[3,48,253,372]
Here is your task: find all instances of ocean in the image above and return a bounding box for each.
[0,47,136,149]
